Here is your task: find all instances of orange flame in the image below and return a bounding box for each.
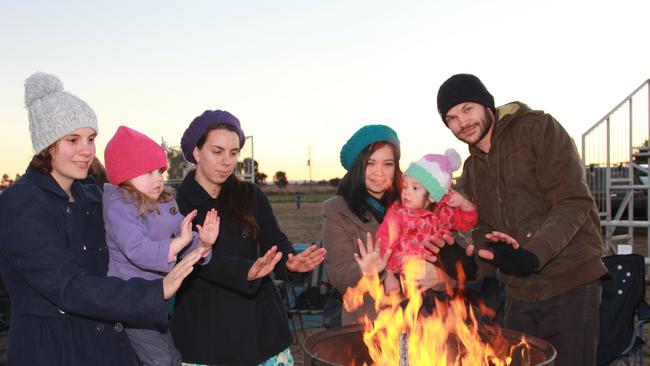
[344,258,529,366]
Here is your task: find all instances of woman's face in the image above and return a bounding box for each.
[365,144,396,199]
[193,128,241,187]
[49,127,96,189]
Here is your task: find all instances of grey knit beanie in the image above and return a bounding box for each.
[25,72,98,153]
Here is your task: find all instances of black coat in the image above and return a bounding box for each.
[0,167,167,365]
[172,172,303,365]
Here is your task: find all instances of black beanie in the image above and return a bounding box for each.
[436,74,495,124]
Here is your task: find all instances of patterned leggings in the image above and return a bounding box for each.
[181,347,294,366]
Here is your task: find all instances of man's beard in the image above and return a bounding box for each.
[461,108,494,146]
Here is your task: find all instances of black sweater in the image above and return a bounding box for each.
[172,172,303,365]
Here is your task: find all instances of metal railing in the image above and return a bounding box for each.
[581,79,650,259]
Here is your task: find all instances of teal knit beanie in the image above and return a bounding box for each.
[340,125,400,171]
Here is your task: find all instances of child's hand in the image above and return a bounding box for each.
[197,209,220,249]
[446,189,475,212]
[171,210,197,255]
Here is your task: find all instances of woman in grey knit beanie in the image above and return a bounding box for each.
[0,72,202,365]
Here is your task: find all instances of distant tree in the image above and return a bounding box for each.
[256,172,268,185]
[1,173,15,191]
[317,179,328,186]
[329,177,341,187]
[273,171,288,188]
[166,146,189,180]
[238,158,268,184]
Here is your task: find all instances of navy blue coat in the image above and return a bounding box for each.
[0,167,168,365]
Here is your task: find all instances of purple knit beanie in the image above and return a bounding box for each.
[181,110,245,163]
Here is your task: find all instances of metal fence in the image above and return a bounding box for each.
[581,80,650,259]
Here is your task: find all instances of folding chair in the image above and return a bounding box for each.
[279,241,332,343]
[597,254,650,366]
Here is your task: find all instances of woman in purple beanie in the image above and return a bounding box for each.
[171,110,327,366]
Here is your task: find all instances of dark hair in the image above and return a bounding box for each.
[118,181,174,217]
[29,143,56,174]
[196,124,260,240]
[337,141,402,222]
[88,157,109,190]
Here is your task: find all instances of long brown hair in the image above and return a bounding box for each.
[337,141,403,222]
[118,181,174,217]
[196,124,260,240]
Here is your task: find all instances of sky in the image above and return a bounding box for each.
[1,0,649,181]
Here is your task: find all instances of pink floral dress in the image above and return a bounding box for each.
[377,194,478,272]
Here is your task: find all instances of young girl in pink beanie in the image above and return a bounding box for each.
[377,148,478,292]
[102,126,219,366]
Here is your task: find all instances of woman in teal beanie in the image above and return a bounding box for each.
[322,124,403,325]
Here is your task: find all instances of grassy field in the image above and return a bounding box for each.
[266,184,335,244]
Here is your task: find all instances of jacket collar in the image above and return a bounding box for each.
[468,101,530,158]
[335,195,378,229]
[22,166,100,203]
[178,170,215,207]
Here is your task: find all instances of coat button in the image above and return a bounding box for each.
[114,322,124,333]
[526,232,533,238]
[58,308,66,314]
[66,206,71,214]
[82,245,87,251]
[96,323,105,332]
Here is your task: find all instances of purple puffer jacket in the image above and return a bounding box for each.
[103,184,209,281]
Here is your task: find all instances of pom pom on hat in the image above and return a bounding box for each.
[104,126,168,185]
[25,72,64,107]
[24,72,98,153]
[339,124,400,171]
[404,148,462,201]
[444,148,461,172]
[181,110,245,164]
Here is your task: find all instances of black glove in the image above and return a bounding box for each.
[483,241,539,277]
[436,243,478,281]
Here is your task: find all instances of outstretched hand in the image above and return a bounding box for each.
[422,232,455,263]
[286,245,327,273]
[467,231,538,277]
[466,230,520,260]
[353,232,391,277]
[197,209,220,251]
[247,246,283,281]
[162,248,202,299]
[171,210,198,255]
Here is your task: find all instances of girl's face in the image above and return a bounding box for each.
[193,128,241,187]
[365,144,396,199]
[49,127,96,190]
[401,175,430,210]
[129,169,165,200]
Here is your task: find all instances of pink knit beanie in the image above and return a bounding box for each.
[104,126,168,184]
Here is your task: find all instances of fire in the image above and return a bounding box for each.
[343,258,530,366]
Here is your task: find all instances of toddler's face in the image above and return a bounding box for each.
[129,168,165,200]
[401,176,429,210]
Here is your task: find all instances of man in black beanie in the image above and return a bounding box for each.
[430,73,607,366]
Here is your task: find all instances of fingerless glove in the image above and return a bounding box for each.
[436,243,479,281]
[485,241,539,277]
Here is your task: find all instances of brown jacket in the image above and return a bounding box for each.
[322,195,380,325]
[459,102,607,301]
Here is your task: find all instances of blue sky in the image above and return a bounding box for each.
[1,0,648,180]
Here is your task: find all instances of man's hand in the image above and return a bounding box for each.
[473,241,539,277]
[422,232,455,263]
